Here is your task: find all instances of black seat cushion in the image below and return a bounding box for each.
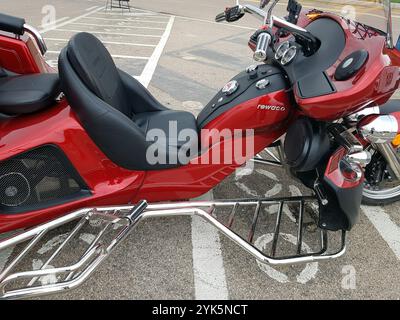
[134,110,198,148]
[59,32,198,171]
[0,73,60,115]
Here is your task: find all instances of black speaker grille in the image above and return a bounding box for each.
[0,145,90,214]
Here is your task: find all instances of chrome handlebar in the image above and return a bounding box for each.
[217,1,319,58]
[272,15,308,33]
[221,3,309,34]
[242,4,268,22]
[265,0,279,26]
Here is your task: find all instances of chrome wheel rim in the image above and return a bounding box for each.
[363,146,400,200]
[363,184,400,200]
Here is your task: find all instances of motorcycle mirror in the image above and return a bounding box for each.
[260,0,270,9]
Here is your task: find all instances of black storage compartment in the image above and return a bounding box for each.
[296,72,336,99]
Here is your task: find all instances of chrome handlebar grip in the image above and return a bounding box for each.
[253,32,271,62]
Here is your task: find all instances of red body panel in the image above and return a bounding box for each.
[0,102,146,232]
[324,147,364,189]
[249,10,400,120]
[294,14,399,120]
[0,33,40,74]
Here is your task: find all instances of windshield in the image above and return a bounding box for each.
[255,0,399,47]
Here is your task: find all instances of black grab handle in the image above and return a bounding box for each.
[0,13,25,36]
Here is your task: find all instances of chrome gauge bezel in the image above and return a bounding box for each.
[281,46,297,66]
[274,41,291,60]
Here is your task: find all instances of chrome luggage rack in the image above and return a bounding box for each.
[0,196,346,300]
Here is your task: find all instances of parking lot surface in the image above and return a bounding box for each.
[0,0,400,299]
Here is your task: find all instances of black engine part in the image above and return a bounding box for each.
[284,117,330,172]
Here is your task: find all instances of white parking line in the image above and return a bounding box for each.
[55,28,162,37]
[111,54,149,60]
[85,6,99,11]
[85,17,168,24]
[136,16,174,87]
[40,17,70,29]
[70,22,164,30]
[125,8,158,14]
[362,206,400,260]
[102,9,156,15]
[40,6,105,34]
[95,12,168,18]
[102,13,162,17]
[191,192,229,300]
[44,38,157,47]
[46,50,149,60]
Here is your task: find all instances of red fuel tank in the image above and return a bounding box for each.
[197,64,293,148]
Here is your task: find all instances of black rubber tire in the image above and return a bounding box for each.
[362,193,400,206]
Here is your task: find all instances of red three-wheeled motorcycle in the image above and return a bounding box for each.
[0,0,400,299]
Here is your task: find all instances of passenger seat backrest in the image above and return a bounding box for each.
[66,32,131,117]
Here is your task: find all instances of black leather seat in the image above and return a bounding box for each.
[58,32,198,171]
[0,73,60,115]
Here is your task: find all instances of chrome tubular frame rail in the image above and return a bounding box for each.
[23,24,47,55]
[251,148,283,167]
[0,196,346,300]
[0,201,148,300]
[145,198,346,265]
[251,143,285,167]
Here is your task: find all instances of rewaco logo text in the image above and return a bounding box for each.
[257,105,286,112]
